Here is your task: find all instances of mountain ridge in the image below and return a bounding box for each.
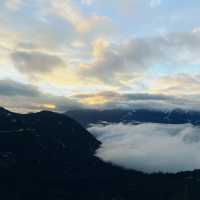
[66,108,200,127]
[0,107,200,199]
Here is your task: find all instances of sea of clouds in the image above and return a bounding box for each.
[88,123,200,173]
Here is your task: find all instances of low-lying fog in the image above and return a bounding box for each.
[88,123,200,173]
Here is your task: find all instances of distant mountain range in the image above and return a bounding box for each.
[66,108,200,127]
[1,107,200,200]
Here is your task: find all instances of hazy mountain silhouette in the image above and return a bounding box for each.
[66,108,200,127]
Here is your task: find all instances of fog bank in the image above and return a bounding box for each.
[89,123,200,173]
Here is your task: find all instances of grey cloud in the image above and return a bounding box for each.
[73,91,200,111]
[79,32,200,83]
[89,123,200,173]
[74,92,177,103]
[152,74,200,95]
[0,79,40,97]
[0,79,81,113]
[122,93,176,101]
[1,79,199,113]
[11,51,65,76]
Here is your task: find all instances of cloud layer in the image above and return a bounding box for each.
[0,0,200,112]
[73,91,200,111]
[79,32,200,85]
[0,79,81,112]
[89,123,200,173]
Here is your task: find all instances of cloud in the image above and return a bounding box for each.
[74,91,174,105]
[92,38,109,58]
[150,74,200,95]
[0,79,81,113]
[81,0,93,6]
[89,123,200,173]
[79,31,200,84]
[193,27,200,33]
[11,51,65,78]
[0,79,40,97]
[73,91,200,111]
[5,0,22,10]
[1,0,200,112]
[48,0,111,33]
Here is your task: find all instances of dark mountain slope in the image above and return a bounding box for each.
[0,108,103,199]
[0,107,200,200]
[66,108,200,127]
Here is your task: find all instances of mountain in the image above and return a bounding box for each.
[66,108,200,127]
[0,107,102,199]
[1,107,200,200]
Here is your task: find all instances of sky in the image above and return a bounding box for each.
[0,0,200,112]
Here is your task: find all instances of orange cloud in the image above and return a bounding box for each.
[79,95,110,105]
